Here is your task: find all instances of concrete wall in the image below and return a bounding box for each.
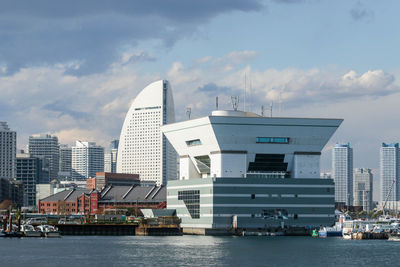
[210,153,247,178]
[293,154,320,178]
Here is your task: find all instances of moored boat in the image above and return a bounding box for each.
[318,226,342,237]
[21,224,42,237]
[37,225,61,238]
[388,232,400,241]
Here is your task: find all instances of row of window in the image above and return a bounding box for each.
[256,137,290,144]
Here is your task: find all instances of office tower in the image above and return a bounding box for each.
[332,143,353,206]
[16,153,41,206]
[28,134,59,182]
[72,141,104,180]
[104,140,119,173]
[353,168,373,211]
[117,80,177,185]
[0,122,16,179]
[380,143,400,202]
[59,144,72,180]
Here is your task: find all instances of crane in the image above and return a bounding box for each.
[382,179,396,216]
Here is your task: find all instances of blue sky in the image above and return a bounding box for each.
[1,0,400,199]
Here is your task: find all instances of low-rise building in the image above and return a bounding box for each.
[38,184,166,215]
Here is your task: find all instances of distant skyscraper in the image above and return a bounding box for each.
[332,143,353,206]
[72,141,104,180]
[380,143,400,202]
[353,168,373,211]
[28,134,59,183]
[58,144,72,180]
[16,153,41,206]
[117,80,177,185]
[104,140,119,173]
[0,122,16,179]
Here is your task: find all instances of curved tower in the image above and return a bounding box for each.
[117,80,177,185]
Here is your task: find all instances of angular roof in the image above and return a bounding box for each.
[100,185,166,203]
[40,188,90,202]
[39,185,166,203]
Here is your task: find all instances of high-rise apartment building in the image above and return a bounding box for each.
[0,122,16,179]
[16,153,41,207]
[59,144,72,180]
[380,143,400,202]
[72,141,104,180]
[353,168,373,211]
[104,140,118,173]
[332,143,353,206]
[0,178,24,207]
[28,134,59,183]
[117,80,177,185]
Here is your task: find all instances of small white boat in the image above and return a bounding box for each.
[21,224,42,237]
[388,233,400,241]
[37,225,61,238]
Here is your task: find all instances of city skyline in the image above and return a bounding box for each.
[1,1,400,186]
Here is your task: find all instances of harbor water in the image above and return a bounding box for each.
[1,235,399,266]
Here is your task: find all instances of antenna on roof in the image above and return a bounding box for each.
[186,107,191,120]
[279,89,282,116]
[249,79,252,113]
[270,102,273,117]
[216,96,219,110]
[231,96,239,111]
[244,73,247,111]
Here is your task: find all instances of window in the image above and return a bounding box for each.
[251,194,255,199]
[178,190,200,219]
[256,137,289,144]
[186,139,202,146]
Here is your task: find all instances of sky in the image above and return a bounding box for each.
[1,0,400,200]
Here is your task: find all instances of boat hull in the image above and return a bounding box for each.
[45,232,61,238]
[319,231,342,237]
[24,231,43,237]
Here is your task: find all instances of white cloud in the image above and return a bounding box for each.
[2,51,400,180]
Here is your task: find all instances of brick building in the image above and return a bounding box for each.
[86,172,140,191]
[38,184,166,215]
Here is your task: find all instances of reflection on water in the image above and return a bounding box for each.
[1,236,400,267]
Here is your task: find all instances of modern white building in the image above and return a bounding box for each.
[72,141,104,180]
[353,168,373,211]
[0,122,16,179]
[117,80,177,185]
[332,143,353,206]
[162,110,342,234]
[380,143,400,202]
[28,134,59,183]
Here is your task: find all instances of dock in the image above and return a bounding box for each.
[56,223,181,236]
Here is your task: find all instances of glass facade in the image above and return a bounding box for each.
[256,137,289,144]
[186,139,202,146]
[380,143,400,202]
[178,190,200,219]
[332,143,353,206]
